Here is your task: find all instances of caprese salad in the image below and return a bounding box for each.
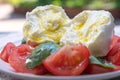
[0,5,120,76]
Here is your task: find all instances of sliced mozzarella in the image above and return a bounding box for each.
[61,10,115,57]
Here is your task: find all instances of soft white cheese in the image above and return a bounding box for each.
[60,10,115,57]
[23,5,70,43]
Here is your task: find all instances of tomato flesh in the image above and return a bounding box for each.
[110,35,120,49]
[27,40,39,47]
[43,44,90,76]
[9,44,47,75]
[85,64,114,74]
[85,63,120,74]
[86,39,120,74]
[2,35,120,75]
[0,42,16,62]
[107,43,120,65]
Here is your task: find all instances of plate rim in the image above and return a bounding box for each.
[0,61,120,80]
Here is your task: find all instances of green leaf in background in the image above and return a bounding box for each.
[90,56,115,69]
[52,0,62,6]
[26,41,61,68]
[8,0,38,8]
[8,0,120,9]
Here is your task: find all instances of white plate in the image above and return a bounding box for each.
[1,59,120,80]
[0,27,120,80]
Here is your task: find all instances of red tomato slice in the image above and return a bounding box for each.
[27,40,39,47]
[114,65,120,71]
[110,35,120,49]
[107,43,120,65]
[85,63,120,74]
[0,42,16,62]
[8,44,47,75]
[85,64,114,74]
[86,42,120,74]
[43,44,90,76]
[85,35,120,74]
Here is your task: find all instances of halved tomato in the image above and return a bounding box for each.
[9,44,47,75]
[0,42,16,62]
[43,44,90,76]
[107,43,120,65]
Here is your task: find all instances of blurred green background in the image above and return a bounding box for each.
[0,0,120,9]
[0,1,120,38]
[0,0,120,18]
[7,0,120,9]
[0,0,120,33]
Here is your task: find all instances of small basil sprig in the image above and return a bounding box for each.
[21,39,26,44]
[26,41,61,68]
[90,56,115,69]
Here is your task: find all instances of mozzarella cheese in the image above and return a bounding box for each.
[23,5,70,43]
[60,10,115,57]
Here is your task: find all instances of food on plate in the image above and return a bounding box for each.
[85,56,115,74]
[85,35,120,74]
[60,10,115,57]
[8,44,47,74]
[43,44,90,76]
[107,43,120,65]
[23,5,70,44]
[26,41,61,68]
[110,35,120,49]
[0,42,16,62]
[0,5,120,76]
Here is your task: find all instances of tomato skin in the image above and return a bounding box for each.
[43,44,90,76]
[0,42,16,62]
[107,43,120,65]
[85,64,114,74]
[27,40,39,47]
[114,65,120,71]
[85,63,120,74]
[9,44,47,75]
[110,35,120,49]
[106,35,120,65]
[87,41,120,74]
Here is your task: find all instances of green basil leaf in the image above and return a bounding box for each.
[26,41,61,68]
[90,56,115,69]
[21,39,26,44]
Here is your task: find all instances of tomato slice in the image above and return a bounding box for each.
[85,64,114,74]
[107,43,120,65]
[8,44,47,75]
[27,40,39,47]
[86,42,120,74]
[85,63,120,74]
[0,42,16,62]
[43,44,90,76]
[110,35,120,49]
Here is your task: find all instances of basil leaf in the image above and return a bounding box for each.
[90,56,115,69]
[26,41,61,68]
[21,39,26,44]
